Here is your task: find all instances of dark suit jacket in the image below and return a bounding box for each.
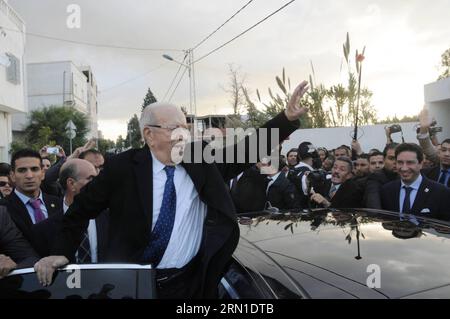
[230,166,267,213]
[267,173,300,210]
[381,176,450,221]
[52,112,300,298]
[0,206,39,268]
[364,169,399,209]
[31,201,110,260]
[5,190,62,255]
[423,166,450,187]
[330,179,364,209]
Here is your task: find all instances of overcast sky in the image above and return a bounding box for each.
[8,0,450,140]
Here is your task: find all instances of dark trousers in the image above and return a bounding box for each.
[155,254,201,299]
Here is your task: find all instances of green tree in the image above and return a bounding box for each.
[125,114,142,149]
[23,106,89,153]
[142,88,158,112]
[97,138,115,154]
[438,47,450,80]
[376,115,419,124]
[116,135,125,152]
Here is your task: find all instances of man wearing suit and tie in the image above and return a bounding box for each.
[4,150,62,254]
[32,159,109,261]
[381,143,450,221]
[422,138,450,188]
[40,82,311,298]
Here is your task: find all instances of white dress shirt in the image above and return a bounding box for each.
[151,151,207,269]
[14,189,48,224]
[64,198,98,263]
[399,174,423,213]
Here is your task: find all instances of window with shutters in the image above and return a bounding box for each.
[5,53,21,85]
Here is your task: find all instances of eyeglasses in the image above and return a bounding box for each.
[0,181,11,187]
[146,124,188,132]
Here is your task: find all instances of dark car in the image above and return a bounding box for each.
[0,264,155,299]
[2,209,450,299]
[219,208,450,299]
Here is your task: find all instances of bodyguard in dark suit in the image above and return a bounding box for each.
[381,143,450,221]
[32,159,109,260]
[5,150,62,254]
[50,82,311,298]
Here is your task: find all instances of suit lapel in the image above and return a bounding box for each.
[42,193,60,217]
[391,180,401,212]
[133,146,153,228]
[8,191,33,229]
[182,162,206,197]
[411,178,430,214]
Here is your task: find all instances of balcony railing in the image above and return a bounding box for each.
[0,0,25,32]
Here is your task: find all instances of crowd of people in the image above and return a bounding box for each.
[231,109,450,219]
[0,81,449,298]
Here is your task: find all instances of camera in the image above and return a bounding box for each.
[388,124,402,134]
[46,147,59,155]
[307,170,330,193]
[416,120,443,136]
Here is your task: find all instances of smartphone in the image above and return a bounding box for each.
[47,147,59,154]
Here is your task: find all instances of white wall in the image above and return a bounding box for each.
[281,122,420,155]
[425,77,450,140]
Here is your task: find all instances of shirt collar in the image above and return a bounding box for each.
[401,174,423,190]
[295,162,313,171]
[151,150,167,175]
[14,188,43,206]
[63,196,70,214]
[269,172,282,182]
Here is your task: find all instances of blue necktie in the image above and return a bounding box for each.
[438,169,448,186]
[142,166,176,266]
[402,186,413,214]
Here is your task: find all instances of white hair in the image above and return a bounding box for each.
[139,102,182,136]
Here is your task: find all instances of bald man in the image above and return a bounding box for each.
[50,81,310,298]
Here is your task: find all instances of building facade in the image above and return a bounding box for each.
[12,60,99,140]
[0,0,26,163]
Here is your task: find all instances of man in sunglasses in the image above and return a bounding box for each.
[0,175,12,200]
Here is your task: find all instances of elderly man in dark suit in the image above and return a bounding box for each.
[42,82,311,298]
[381,143,450,221]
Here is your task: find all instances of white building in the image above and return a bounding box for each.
[0,0,26,163]
[12,61,99,140]
[424,77,450,140]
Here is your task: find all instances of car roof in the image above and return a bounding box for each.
[235,209,450,299]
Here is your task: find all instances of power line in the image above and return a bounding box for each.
[192,0,255,50]
[99,63,168,94]
[162,53,188,101]
[0,25,182,52]
[194,0,296,64]
[168,67,189,103]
